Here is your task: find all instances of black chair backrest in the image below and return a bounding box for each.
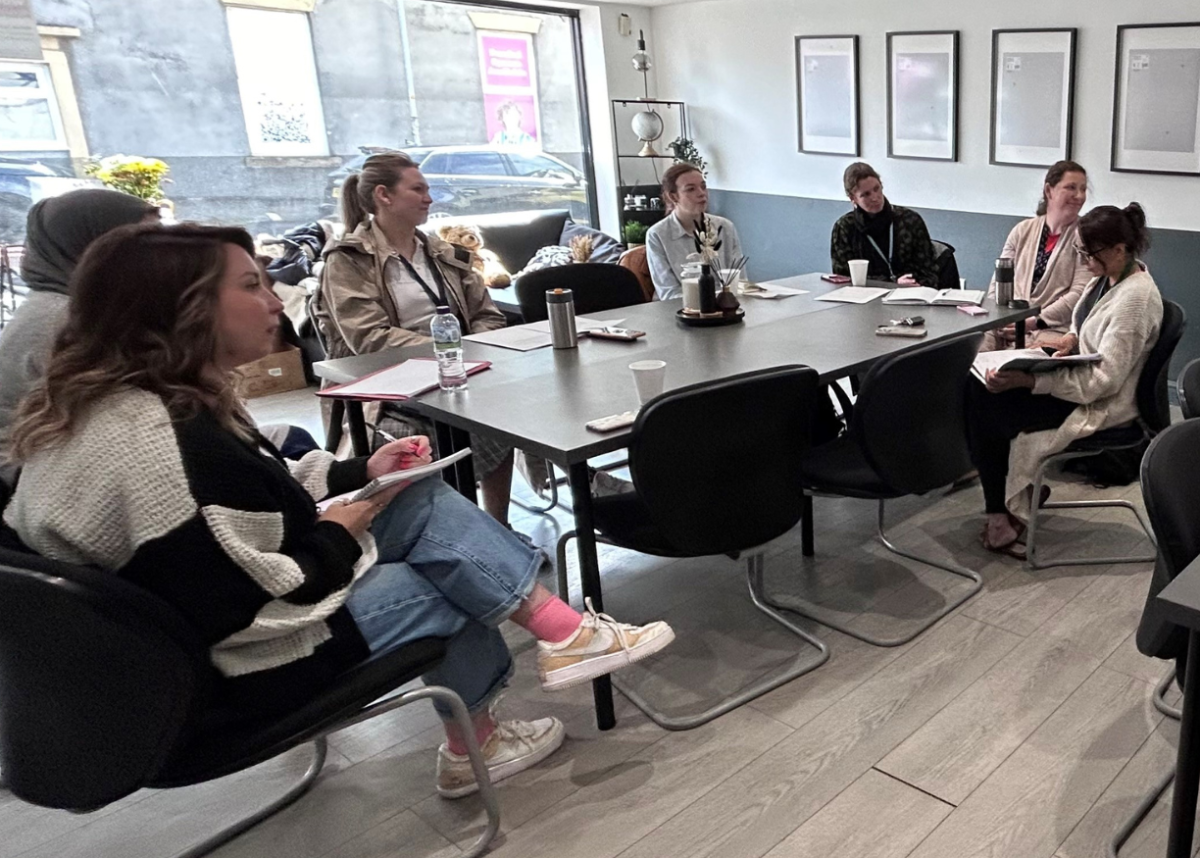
[1137,299,1186,433]
[853,332,983,494]
[931,239,961,292]
[0,547,206,810]
[628,366,820,555]
[1179,357,1200,420]
[514,263,647,323]
[1142,419,1200,584]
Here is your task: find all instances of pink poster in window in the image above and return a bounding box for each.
[477,31,541,149]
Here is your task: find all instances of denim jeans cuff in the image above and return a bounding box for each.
[475,548,546,627]
[432,656,516,718]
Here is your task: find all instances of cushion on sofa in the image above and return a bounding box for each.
[560,220,625,263]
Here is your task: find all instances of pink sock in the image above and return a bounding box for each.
[525,597,584,643]
[446,715,496,756]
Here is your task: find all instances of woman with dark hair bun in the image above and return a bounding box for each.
[983,160,1093,351]
[964,202,1162,557]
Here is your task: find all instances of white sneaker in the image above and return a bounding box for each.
[537,598,676,691]
[436,716,565,799]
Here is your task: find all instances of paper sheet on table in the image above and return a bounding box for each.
[317,358,490,400]
[464,317,623,351]
[742,283,809,299]
[815,286,890,304]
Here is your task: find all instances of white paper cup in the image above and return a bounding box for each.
[681,277,701,312]
[960,277,967,289]
[630,360,667,405]
[848,259,869,287]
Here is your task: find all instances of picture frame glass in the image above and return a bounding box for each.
[992,30,1075,167]
[796,36,858,156]
[889,32,957,160]
[1114,24,1200,174]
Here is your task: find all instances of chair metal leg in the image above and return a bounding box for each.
[555,530,617,601]
[1026,450,1157,570]
[1157,666,1183,720]
[766,498,983,647]
[172,739,329,858]
[612,553,829,730]
[173,685,501,858]
[512,465,559,515]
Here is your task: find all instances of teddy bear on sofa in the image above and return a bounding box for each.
[434,223,512,288]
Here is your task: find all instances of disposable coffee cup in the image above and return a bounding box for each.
[960,277,967,289]
[848,259,869,286]
[681,277,702,312]
[630,360,667,405]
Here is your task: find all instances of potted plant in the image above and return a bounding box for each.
[85,155,173,210]
[667,137,707,176]
[623,221,648,246]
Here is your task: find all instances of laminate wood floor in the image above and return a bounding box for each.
[0,389,1184,858]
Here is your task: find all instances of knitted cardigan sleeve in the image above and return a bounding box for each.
[1033,273,1161,405]
[4,390,365,678]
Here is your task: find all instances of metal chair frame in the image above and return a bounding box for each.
[556,530,829,730]
[175,685,500,858]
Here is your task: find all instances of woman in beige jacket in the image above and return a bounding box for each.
[966,203,1162,556]
[312,151,517,522]
[983,161,1093,351]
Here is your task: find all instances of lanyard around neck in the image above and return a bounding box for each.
[395,236,449,309]
[864,223,895,279]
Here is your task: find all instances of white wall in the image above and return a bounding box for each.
[650,0,1200,231]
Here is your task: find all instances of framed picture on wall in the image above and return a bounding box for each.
[990,28,1077,168]
[795,35,860,156]
[887,31,959,161]
[1112,22,1200,175]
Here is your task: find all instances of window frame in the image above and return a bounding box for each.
[225,6,330,158]
[0,61,68,152]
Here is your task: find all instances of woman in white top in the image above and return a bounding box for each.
[645,163,744,301]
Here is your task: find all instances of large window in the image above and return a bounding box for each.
[226,6,328,157]
[0,61,66,151]
[3,0,596,246]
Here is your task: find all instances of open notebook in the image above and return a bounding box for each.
[317,358,491,401]
[883,287,985,306]
[971,348,1101,382]
[316,448,473,511]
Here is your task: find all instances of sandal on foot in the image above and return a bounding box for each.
[980,527,1027,560]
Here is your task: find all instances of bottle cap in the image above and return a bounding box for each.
[546,288,574,304]
[435,305,452,314]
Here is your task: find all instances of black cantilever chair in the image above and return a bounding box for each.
[556,366,831,730]
[514,263,647,323]
[797,331,985,647]
[0,547,500,858]
[1108,417,1200,856]
[1176,356,1200,420]
[1025,300,1185,569]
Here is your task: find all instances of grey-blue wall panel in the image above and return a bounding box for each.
[709,189,1198,373]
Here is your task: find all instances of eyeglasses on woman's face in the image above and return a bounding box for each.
[1073,242,1104,262]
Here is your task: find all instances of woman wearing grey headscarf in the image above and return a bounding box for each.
[0,189,158,471]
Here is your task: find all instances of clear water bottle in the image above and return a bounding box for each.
[430,306,468,391]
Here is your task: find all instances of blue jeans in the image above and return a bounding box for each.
[344,477,543,716]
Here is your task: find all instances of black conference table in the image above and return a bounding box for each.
[315,274,1032,729]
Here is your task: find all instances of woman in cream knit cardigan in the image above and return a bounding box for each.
[966,203,1162,556]
[983,161,1094,351]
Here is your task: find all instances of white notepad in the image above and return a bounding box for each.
[815,286,890,304]
[742,283,809,299]
[463,317,622,351]
[317,448,473,511]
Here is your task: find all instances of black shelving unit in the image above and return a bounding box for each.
[611,99,687,245]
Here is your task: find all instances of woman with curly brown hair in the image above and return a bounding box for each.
[1,223,674,798]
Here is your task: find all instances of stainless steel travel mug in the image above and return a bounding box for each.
[547,288,578,349]
[994,258,1015,306]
